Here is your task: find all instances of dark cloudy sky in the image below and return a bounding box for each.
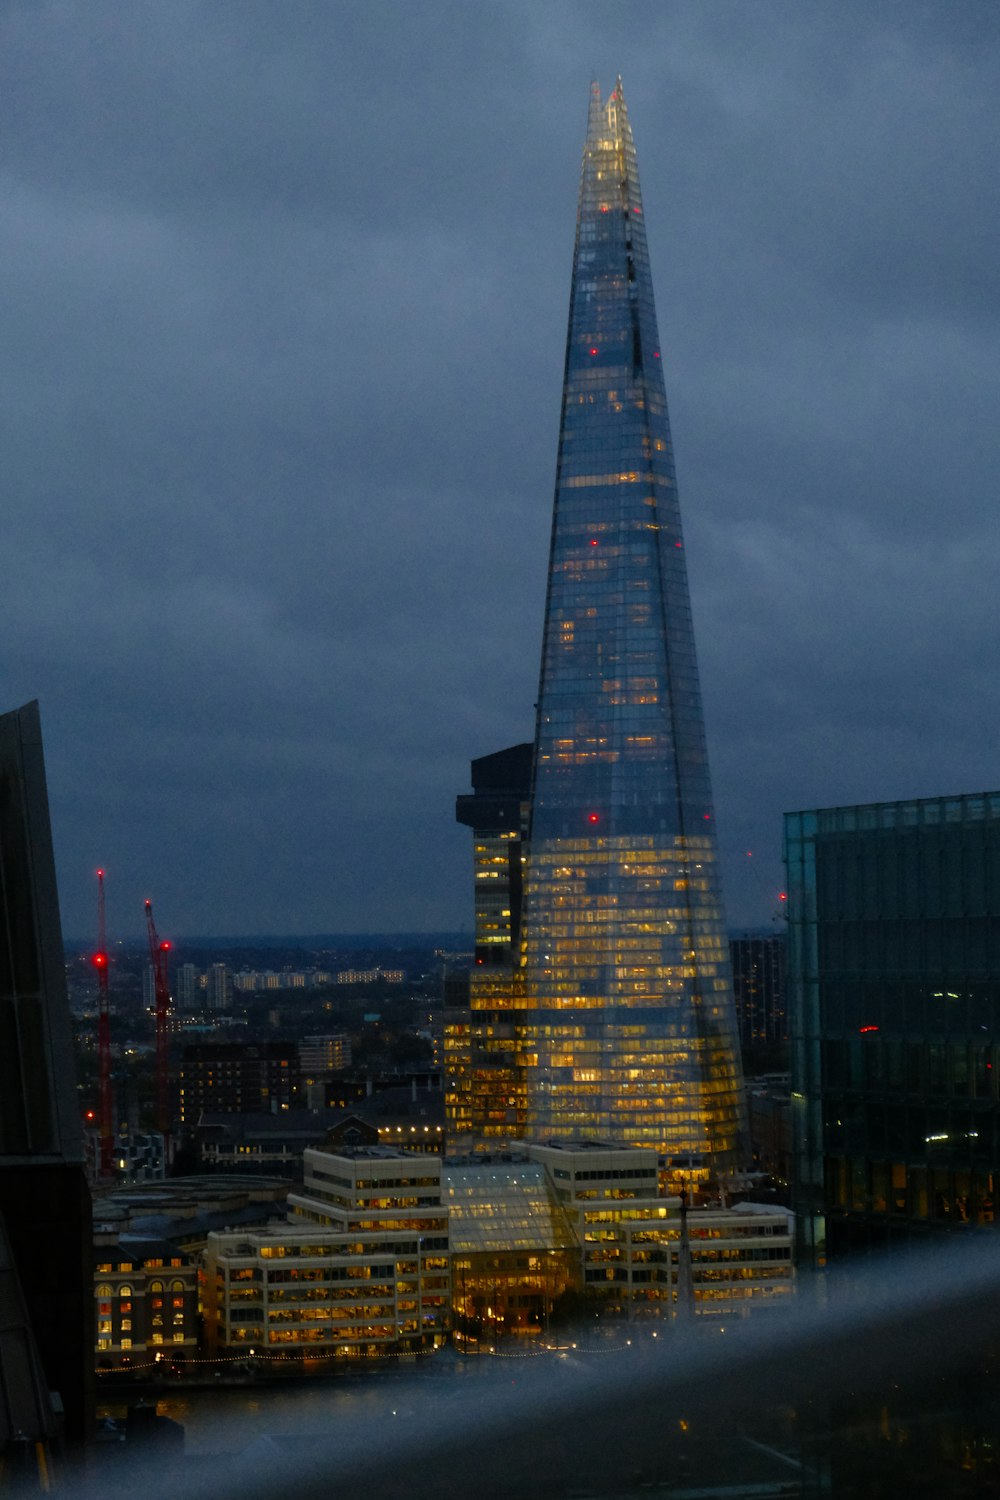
[3,2,999,941]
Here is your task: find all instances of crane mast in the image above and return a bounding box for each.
[144,898,173,1139]
[93,869,113,1178]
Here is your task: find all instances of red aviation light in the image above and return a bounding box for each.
[93,953,107,968]
[587,812,600,825]
[589,347,599,356]
[590,538,598,547]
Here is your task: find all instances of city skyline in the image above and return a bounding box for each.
[3,5,999,939]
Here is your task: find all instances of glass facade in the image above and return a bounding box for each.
[519,83,745,1161]
[786,791,1000,1264]
[445,1162,576,1253]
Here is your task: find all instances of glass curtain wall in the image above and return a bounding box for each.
[786,792,1000,1264]
[520,83,746,1163]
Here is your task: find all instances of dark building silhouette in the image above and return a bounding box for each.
[0,701,93,1454]
[730,932,787,1049]
[787,791,1000,1264]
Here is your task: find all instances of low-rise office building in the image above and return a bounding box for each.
[203,1141,793,1358]
[529,1140,794,1321]
[203,1146,450,1357]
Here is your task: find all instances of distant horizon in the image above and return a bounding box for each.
[62,923,783,953]
[62,929,475,952]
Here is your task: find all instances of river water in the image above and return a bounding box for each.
[97,1360,510,1457]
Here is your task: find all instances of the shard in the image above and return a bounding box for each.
[519,82,747,1166]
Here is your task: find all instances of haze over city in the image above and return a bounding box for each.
[4,2,999,939]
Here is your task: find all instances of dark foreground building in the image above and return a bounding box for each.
[448,83,747,1167]
[786,790,1000,1264]
[0,701,93,1457]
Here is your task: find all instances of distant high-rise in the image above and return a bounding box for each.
[207,961,232,1011]
[730,932,787,1050]
[446,744,532,1146]
[176,961,199,1011]
[518,82,746,1164]
[456,744,532,967]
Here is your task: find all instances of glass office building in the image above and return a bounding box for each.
[519,83,746,1163]
[447,745,532,1148]
[786,791,1000,1264]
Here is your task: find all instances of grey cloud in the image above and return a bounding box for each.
[2,1,998,936]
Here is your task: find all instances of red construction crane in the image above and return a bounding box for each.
[144,899,173,1138]
[93,869,114,1178]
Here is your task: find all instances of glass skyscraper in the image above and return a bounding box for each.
[786,791,1000,1265]
[446,82,747,1165]
[518,82,746,1164]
